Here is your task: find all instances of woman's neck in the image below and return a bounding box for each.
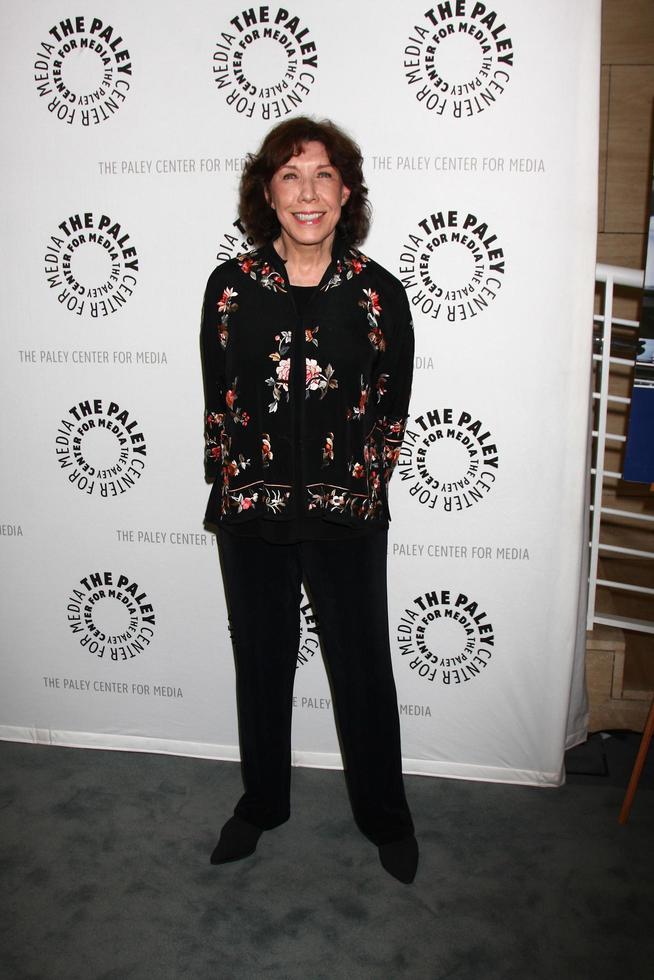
[273,232,334,286]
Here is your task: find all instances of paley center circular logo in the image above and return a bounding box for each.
[398,208,505,323]
[213,6,318,119]
[55,398,147,497]
[403,2,513,119]
[45,211,139,318]
[216,217,255,264]
[33,15,132,126]
[67,570,156,661]
[397,407,499,512]
[396,587,495,686]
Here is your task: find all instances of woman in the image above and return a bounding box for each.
[201,117,417,883]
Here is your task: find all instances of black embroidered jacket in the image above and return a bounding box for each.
[201,238,414,530]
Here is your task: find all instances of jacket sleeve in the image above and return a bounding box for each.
[200,273,227,482]
[373,283,415,482]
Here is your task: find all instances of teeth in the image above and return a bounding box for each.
[295,213,322,221]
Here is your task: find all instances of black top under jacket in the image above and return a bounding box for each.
[201,236,414,536]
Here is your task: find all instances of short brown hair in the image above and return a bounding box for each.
[239,117,371,247]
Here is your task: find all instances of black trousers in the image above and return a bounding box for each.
[218,528,414,846]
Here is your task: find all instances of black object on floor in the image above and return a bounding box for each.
[564,732,609,776]
[565,730,654,787]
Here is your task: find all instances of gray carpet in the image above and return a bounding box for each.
[1,736,652,980]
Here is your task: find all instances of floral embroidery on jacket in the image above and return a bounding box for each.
[363,435,383,513]
[217,287,238,349]
[225,454,251,478]
[229,490,258,513]
[321,250,370,292]
[376,415,405,439]
[305,359,338,399]
[346,375,370,421]
[266,332,292,413]
[306,482,381,520]
[264,487,289,512]
[322,432,334,467]
[383,443,402,477]
[238,253,287,293]
[307,485,364,516]
[205,411,225,466]
[375,415,406,480]
[226,483,290,515]
[225,378,250,426]
[360,288,386,351]
[266,331,338,410]
[303,326,338,398]
[261,433,273,468]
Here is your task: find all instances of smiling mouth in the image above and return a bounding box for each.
[293,212,325,224]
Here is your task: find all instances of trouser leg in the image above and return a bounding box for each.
[301,532,414,846]
[217,529,301,830]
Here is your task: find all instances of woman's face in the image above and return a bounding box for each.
[267,140,350,252]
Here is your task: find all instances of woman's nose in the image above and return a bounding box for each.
[298,178,317,201]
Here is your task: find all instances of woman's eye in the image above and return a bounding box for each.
[317,171,333,178]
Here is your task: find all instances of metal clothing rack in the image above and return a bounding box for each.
[590,262,653,823]
[589,263,651,635]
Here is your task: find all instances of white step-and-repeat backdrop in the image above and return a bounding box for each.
[1,0,599,785]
